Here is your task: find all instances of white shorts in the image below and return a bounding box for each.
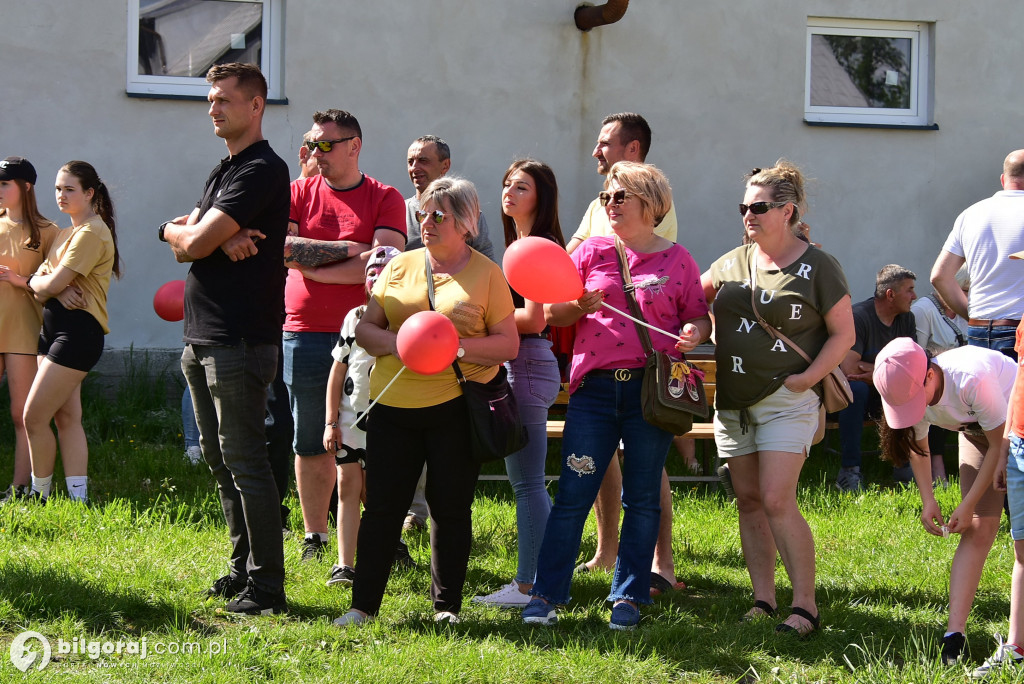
[714,384,820,458]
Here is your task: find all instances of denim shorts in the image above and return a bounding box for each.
[1007,435,1024,540]
[283,331,339,456]
[714,384,820,458]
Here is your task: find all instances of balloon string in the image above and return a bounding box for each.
[599,302,683,342]
[349,366,406,430]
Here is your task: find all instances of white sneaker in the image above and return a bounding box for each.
[973,636,1024,678]
[472,581,532,608]
[185,446,203,464]
[333,609,372,627]
[434,611,460,624]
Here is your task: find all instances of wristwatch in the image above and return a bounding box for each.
[456,343,466,359]
[158,221,170,242]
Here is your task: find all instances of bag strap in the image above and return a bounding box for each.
[425,251,468,384]
[613,237,655,358]
[929,293,967,347]
[747,247,815,367]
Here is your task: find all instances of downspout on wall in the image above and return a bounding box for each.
[574,0,629,31]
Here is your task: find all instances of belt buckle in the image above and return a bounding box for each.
[613,368,632,382]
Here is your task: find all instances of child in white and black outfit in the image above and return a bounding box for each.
[323,246,402,586]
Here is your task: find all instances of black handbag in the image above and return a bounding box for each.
[613,239,709,434]
[425,253,527,463]
[453,361,528,463]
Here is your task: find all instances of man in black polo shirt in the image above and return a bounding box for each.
[161,62,290,615]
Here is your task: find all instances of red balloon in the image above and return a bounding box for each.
[153,280,185,322]
[503,236,584,304]
[396,311,460,375]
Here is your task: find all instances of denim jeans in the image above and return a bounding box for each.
[182,342,285,592]
[837,379,881,468]
[282,331,339,456]
[182,386,200,449]
[504,338,560,585]
[1008,435,1024,540]
[968,324,1018,362]
[531,371,673,606]
[184,346,293,516]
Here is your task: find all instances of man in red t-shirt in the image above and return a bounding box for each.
[284,109,406,562]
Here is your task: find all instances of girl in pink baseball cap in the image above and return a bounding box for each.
[873,337,1016,666]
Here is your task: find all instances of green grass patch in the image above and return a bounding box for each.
[0,365,1018,681]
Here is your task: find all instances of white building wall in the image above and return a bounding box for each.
[1,0,1021,353]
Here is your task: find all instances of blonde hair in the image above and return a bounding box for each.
[746,159,807,229]
[605,161,672,227]
[421,176,480,241]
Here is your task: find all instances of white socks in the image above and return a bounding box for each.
[306,532,329,543]
[31,474,53,498]
[28,475,89,501]
[66,476,88,502]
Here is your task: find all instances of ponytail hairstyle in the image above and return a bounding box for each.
[0,178,51,249]
[60,161,122,279]
[879,420,928,467]
[746,159,809,230]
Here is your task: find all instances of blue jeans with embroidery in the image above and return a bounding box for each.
[531,371,673,606]
[504,338,561,585]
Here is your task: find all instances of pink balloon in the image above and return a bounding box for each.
[503,236,584,304]
[153,280,185,322]
[396,311,460,375]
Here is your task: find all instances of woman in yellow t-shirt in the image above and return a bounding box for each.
[0,157,59,503]
[333,177,519,627]
[22,161,121,504]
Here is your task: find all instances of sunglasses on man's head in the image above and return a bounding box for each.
[415,209,447,224]
[303,136,357,153]
[598,189,638,207]
[738,201,788,216]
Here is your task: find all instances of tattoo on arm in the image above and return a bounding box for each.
[284,237,355,267]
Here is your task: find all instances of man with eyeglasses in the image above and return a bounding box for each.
[285,109,406,568]
[404,135,495,260]
[568,113,683,599]
[931,149,1024,364]
[161,62,290,615]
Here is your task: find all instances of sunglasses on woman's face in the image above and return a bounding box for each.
[738,201,788,216]
[598,189,638,207]
[415,209,447,224]
[303,135,357,153]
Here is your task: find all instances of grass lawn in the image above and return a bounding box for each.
[0,362,1020,682]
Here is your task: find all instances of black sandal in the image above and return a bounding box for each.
[775,606,820,637]
[742,599,777,621]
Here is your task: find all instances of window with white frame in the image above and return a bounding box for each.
[805,18,933,127]
[127,0,284,100]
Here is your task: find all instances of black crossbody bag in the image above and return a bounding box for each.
[425,253,527,463]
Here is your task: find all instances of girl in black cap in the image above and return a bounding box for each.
[0,156,59,503]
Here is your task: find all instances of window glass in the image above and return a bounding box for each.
[138,0,263,78]
[127,0,283,100]
[809,35,912,109]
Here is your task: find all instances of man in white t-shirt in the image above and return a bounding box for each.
[931,149,1024,361]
